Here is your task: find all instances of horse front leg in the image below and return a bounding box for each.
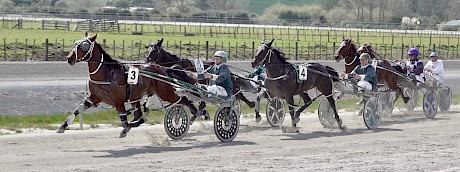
[115,102,131,138]
[285,96,298,127]
[57,96,100,133]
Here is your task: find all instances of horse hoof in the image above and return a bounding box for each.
[280,126,299,133]
[248,102,256,108]
[292,117,300,126]
[119,132,127,138]
[56,127,66,133]
[255,116,261,122]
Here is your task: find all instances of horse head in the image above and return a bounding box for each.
[146,38,169,64]
[357,44,378,59]
[67,32,98,65]
[252,38,274,68]
[335,38,356,62]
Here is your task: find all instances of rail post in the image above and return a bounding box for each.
[206,41,209,60]
[295,42,298,60]
[45,39,49,61]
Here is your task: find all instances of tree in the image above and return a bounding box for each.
[320,0,339,11]
[113,0,131,9]
[54,0,69,9]
[0,0,15,12]
[194,0,209,10]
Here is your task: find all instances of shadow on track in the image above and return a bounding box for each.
[281,128,402,141]
[89,141,256,158]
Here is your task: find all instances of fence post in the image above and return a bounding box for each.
[206,41,209,60]
[252,41,255,58]
[25,39,28,61]
[45,39,49,61]
[33,39,36,60]
[332,42,336,58]
[295,42,298,60]
[138,40,142,60]
[122,40,125,60]
[2,39,5,60]
[401,43,404,59]
[433,44,436,51]
[429,34,432,45]
[113,40,116,58]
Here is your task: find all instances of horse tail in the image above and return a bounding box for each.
[325,65,340,82]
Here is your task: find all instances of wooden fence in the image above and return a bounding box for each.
[1,39,460,61]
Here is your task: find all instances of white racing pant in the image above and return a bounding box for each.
[249,76,264,90]
[206,85,228,97]
[357,80,373,91]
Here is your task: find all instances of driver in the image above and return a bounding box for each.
[203,51,233,98]
[424,52,445,85]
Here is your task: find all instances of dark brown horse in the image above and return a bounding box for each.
[335,38,410,103]
[146,38,262,121]
[252,39,344,129]
[57,33,197,138]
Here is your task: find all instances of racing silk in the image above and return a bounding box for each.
[424,60,445,83]
[406,58,424,82]
[348,64,377,89]
[208,64,233,98]
[248,65,266,81]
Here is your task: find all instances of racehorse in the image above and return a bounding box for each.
[146,38,263,121]
[335,38,410,103]
[57,33,198,138]
[251,39,345,129]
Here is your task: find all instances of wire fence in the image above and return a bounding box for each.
[2,38,459,62]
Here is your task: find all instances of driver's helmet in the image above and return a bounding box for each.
[407,48,419,56]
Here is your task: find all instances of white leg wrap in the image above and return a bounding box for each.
[67,103,87,125]
[65,114,76,125]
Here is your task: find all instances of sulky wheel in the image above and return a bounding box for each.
[317,97,337,129]
[265,97,285,127]
[438,86,452,112]
[214,105,239,142]
[379,92,394,117]
[423,90,438,118]
[164,104,190,140]
[363,96,381,129]
[404,88,419,112]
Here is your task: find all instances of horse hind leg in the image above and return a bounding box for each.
[295,92,313,121]
[57,97,98,133]
[254,91,266,122]
[129,102,145,128]
[326,94,346,130]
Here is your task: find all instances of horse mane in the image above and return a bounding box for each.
[96,42,119,64]
[271,48,289,64]
[161,47,181,62]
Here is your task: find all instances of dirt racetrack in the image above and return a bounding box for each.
[1,106,460,172]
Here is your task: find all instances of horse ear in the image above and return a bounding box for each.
[84,32,88,37]
[158,38,164,46]
[90,34,97,42]
[268,39,274,47]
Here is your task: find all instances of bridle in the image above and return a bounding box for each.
[337,41,358,66]
[146,44,161,63]
[72,37,103,75]
[255,44,273,67]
